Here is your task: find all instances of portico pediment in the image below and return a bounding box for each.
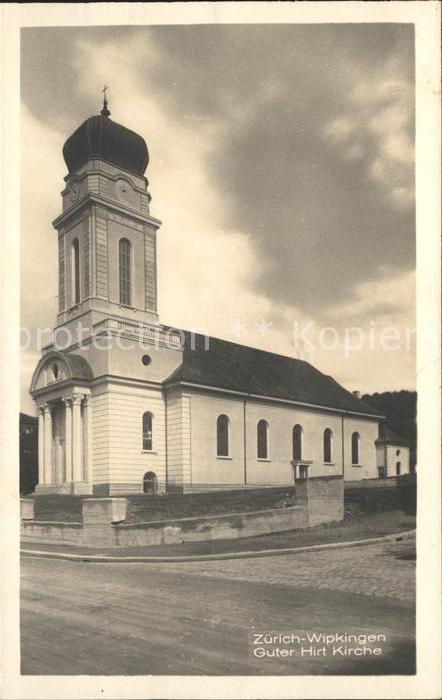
[30,351,93,395]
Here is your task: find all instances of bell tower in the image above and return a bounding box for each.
[52,94,161,342]
[30,92,183,498]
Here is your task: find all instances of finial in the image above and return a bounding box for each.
[101,84,111,117]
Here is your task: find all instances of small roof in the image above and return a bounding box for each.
[165,331,383,418]
[376,424,411,446]
[66,353,94,380]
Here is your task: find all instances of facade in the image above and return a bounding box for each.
[30,99,383,496]
[375,425,412,477]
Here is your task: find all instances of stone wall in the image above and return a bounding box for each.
[295,475,344,527]
[20,475,344,549]
[124,486,296,523]
[345,474,416,514]
[112,505,308,548]
[21,521,82,546]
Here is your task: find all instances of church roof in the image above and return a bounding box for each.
[165,332,383,418]
[375,424,410,446]
[63,113,149,177]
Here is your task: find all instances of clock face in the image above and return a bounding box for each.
[116,179,132,203]
[70,183,79,202]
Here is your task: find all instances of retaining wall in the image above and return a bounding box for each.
[21,521,83,546]
[113,505,308,547]
[21,475,344,549]
[345,474,416,514]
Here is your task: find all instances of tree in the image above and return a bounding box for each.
[362,391,417,467]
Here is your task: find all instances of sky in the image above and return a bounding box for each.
[20,24,415,414]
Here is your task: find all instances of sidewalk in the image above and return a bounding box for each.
[21,511,416,562]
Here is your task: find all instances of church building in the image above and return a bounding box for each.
[30,97,384,496]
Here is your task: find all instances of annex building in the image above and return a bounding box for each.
[30,98,392,496]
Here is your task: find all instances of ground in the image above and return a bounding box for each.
[21,538,415,675]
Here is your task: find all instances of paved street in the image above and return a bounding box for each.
[21,540,415,675]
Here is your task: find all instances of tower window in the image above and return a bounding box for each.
[216,415,230,457]
[396,462,401,475]
[142,412,153,451]
[292,424,303,461]
[119,238,132,306]
[71,237,80,305]
[323,428,333,463]
[257,419,269,459]
[351,432,360,465]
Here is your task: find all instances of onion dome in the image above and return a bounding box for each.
[62,97,149,177]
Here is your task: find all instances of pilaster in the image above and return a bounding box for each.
[43,403,53,484]
[63,397,73,482]
[72,393,83,482]
[83,395,92,483]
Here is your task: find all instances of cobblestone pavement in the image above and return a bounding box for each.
[146,540,415,605]
[21,540,415,675]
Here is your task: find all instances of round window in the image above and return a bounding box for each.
[141,354,152,366]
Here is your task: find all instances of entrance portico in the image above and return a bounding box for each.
[35,393,92,495]
[31,351,93,495]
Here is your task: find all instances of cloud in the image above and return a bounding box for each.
[20,31,292,409]
[133,24,415,320]
[20,25,416,414]
[329,269,415,324]
[20,105,66,412]
[324,70,414,212]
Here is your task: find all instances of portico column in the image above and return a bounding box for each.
[63,397,73,483]
[36,406,45,485]
[72,394,83,482]
[43,403,53,484]
[82,395,92,483]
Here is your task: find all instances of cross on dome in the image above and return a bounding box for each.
[101,84,111,117]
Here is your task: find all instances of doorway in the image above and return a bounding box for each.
[143,471,158,495]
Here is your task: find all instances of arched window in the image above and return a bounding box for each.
[216,414,230,457]
[396,462,401,475]
[119,238,132,306]
[71,237,80,305]
[257,419,269,459]
[323,428,333,463]
[351,432,360,465]
[143,471,158,494]
[142,412,153,451]
[292,424,303,461]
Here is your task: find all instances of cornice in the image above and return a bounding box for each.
[164,380,384,420]
[62,168,147,197]
[63,157,149,187]
[52,193,162,230]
